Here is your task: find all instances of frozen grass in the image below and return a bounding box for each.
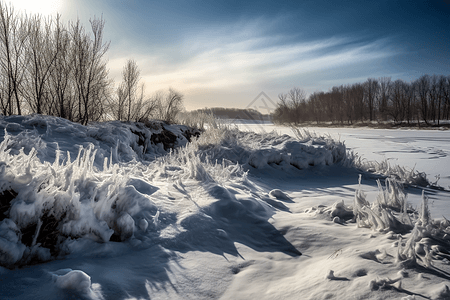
[305,175,413,232]
[358,158,429,187]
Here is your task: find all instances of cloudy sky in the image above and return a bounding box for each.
[10,0,450,111]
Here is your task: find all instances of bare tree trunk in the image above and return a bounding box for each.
[0,2,27,115]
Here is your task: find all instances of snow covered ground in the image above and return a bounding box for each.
[237,121,450,189]
[1,115,450,300]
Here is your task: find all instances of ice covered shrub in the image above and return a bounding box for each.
[149,128,248,185]
[0,138,160,267]
[353,176,411,233]
[291,127,347,164]
[376,178,408,211]
[188,126,349,172]
[306,176,413,229]
[396,191,450,268]
[354,157,429,187]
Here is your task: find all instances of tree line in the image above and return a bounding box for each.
[192,107,270,121]
[0,2,183,125]
[273,75,450,126]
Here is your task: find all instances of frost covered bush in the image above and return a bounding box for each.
[306,176,413,232]
[351,156,429,187]
[352,177,450,268]
[376,178,409,212]
[353,176,413,233]
[190,126,349,171]
[307,174,450,270]
[0,133,162,267]
[396,191,450,268]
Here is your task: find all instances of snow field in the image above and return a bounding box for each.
[0,115,449,300]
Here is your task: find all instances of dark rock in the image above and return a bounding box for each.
[150,128,178,151]
[0,189,17,221]
[181,128,201,142]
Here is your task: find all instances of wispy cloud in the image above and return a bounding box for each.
[108,17,399,108]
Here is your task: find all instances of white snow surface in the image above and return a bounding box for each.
[0,115,450,300]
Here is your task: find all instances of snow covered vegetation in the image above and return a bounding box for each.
[1,114,450,300]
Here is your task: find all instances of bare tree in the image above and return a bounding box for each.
[350,83,365,122]
[24,15,59,114]
[132,84,159,122]
[378,77,391,121]
[155,88,184,123]
[110,59,159,122]
[390,79,404,123]
[112,82,126,121]
[48,15,74,119]
[415,75,430,124]
[364,78,379,121]
[0,2,28,115]
[442,76,450,121]
[122,59,140,121]
[71,16,111,125]
[288,87,307,123]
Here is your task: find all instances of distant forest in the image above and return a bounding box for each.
[193,107,271,121]
[273,75,450,126]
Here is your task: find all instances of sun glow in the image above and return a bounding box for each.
[9,0,62,16]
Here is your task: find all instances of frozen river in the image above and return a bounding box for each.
[237,122,450,190]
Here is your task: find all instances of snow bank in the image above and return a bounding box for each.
[51,268,103,300]
[1,115,449,300]
[191,126,348,171]
[0,134,160,266]
[0,115,201,267]
[0,114,200,167]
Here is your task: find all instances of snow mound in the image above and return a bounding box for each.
[193,126,347,171]
[0,115,202,267]
[269,189,292,201]
[0,114,201,167]
[52,268,103,299]
[305,200,354,223]
[0,218,26,267]
[53,269,92,292]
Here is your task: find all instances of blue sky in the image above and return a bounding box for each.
[10,0,450,111]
